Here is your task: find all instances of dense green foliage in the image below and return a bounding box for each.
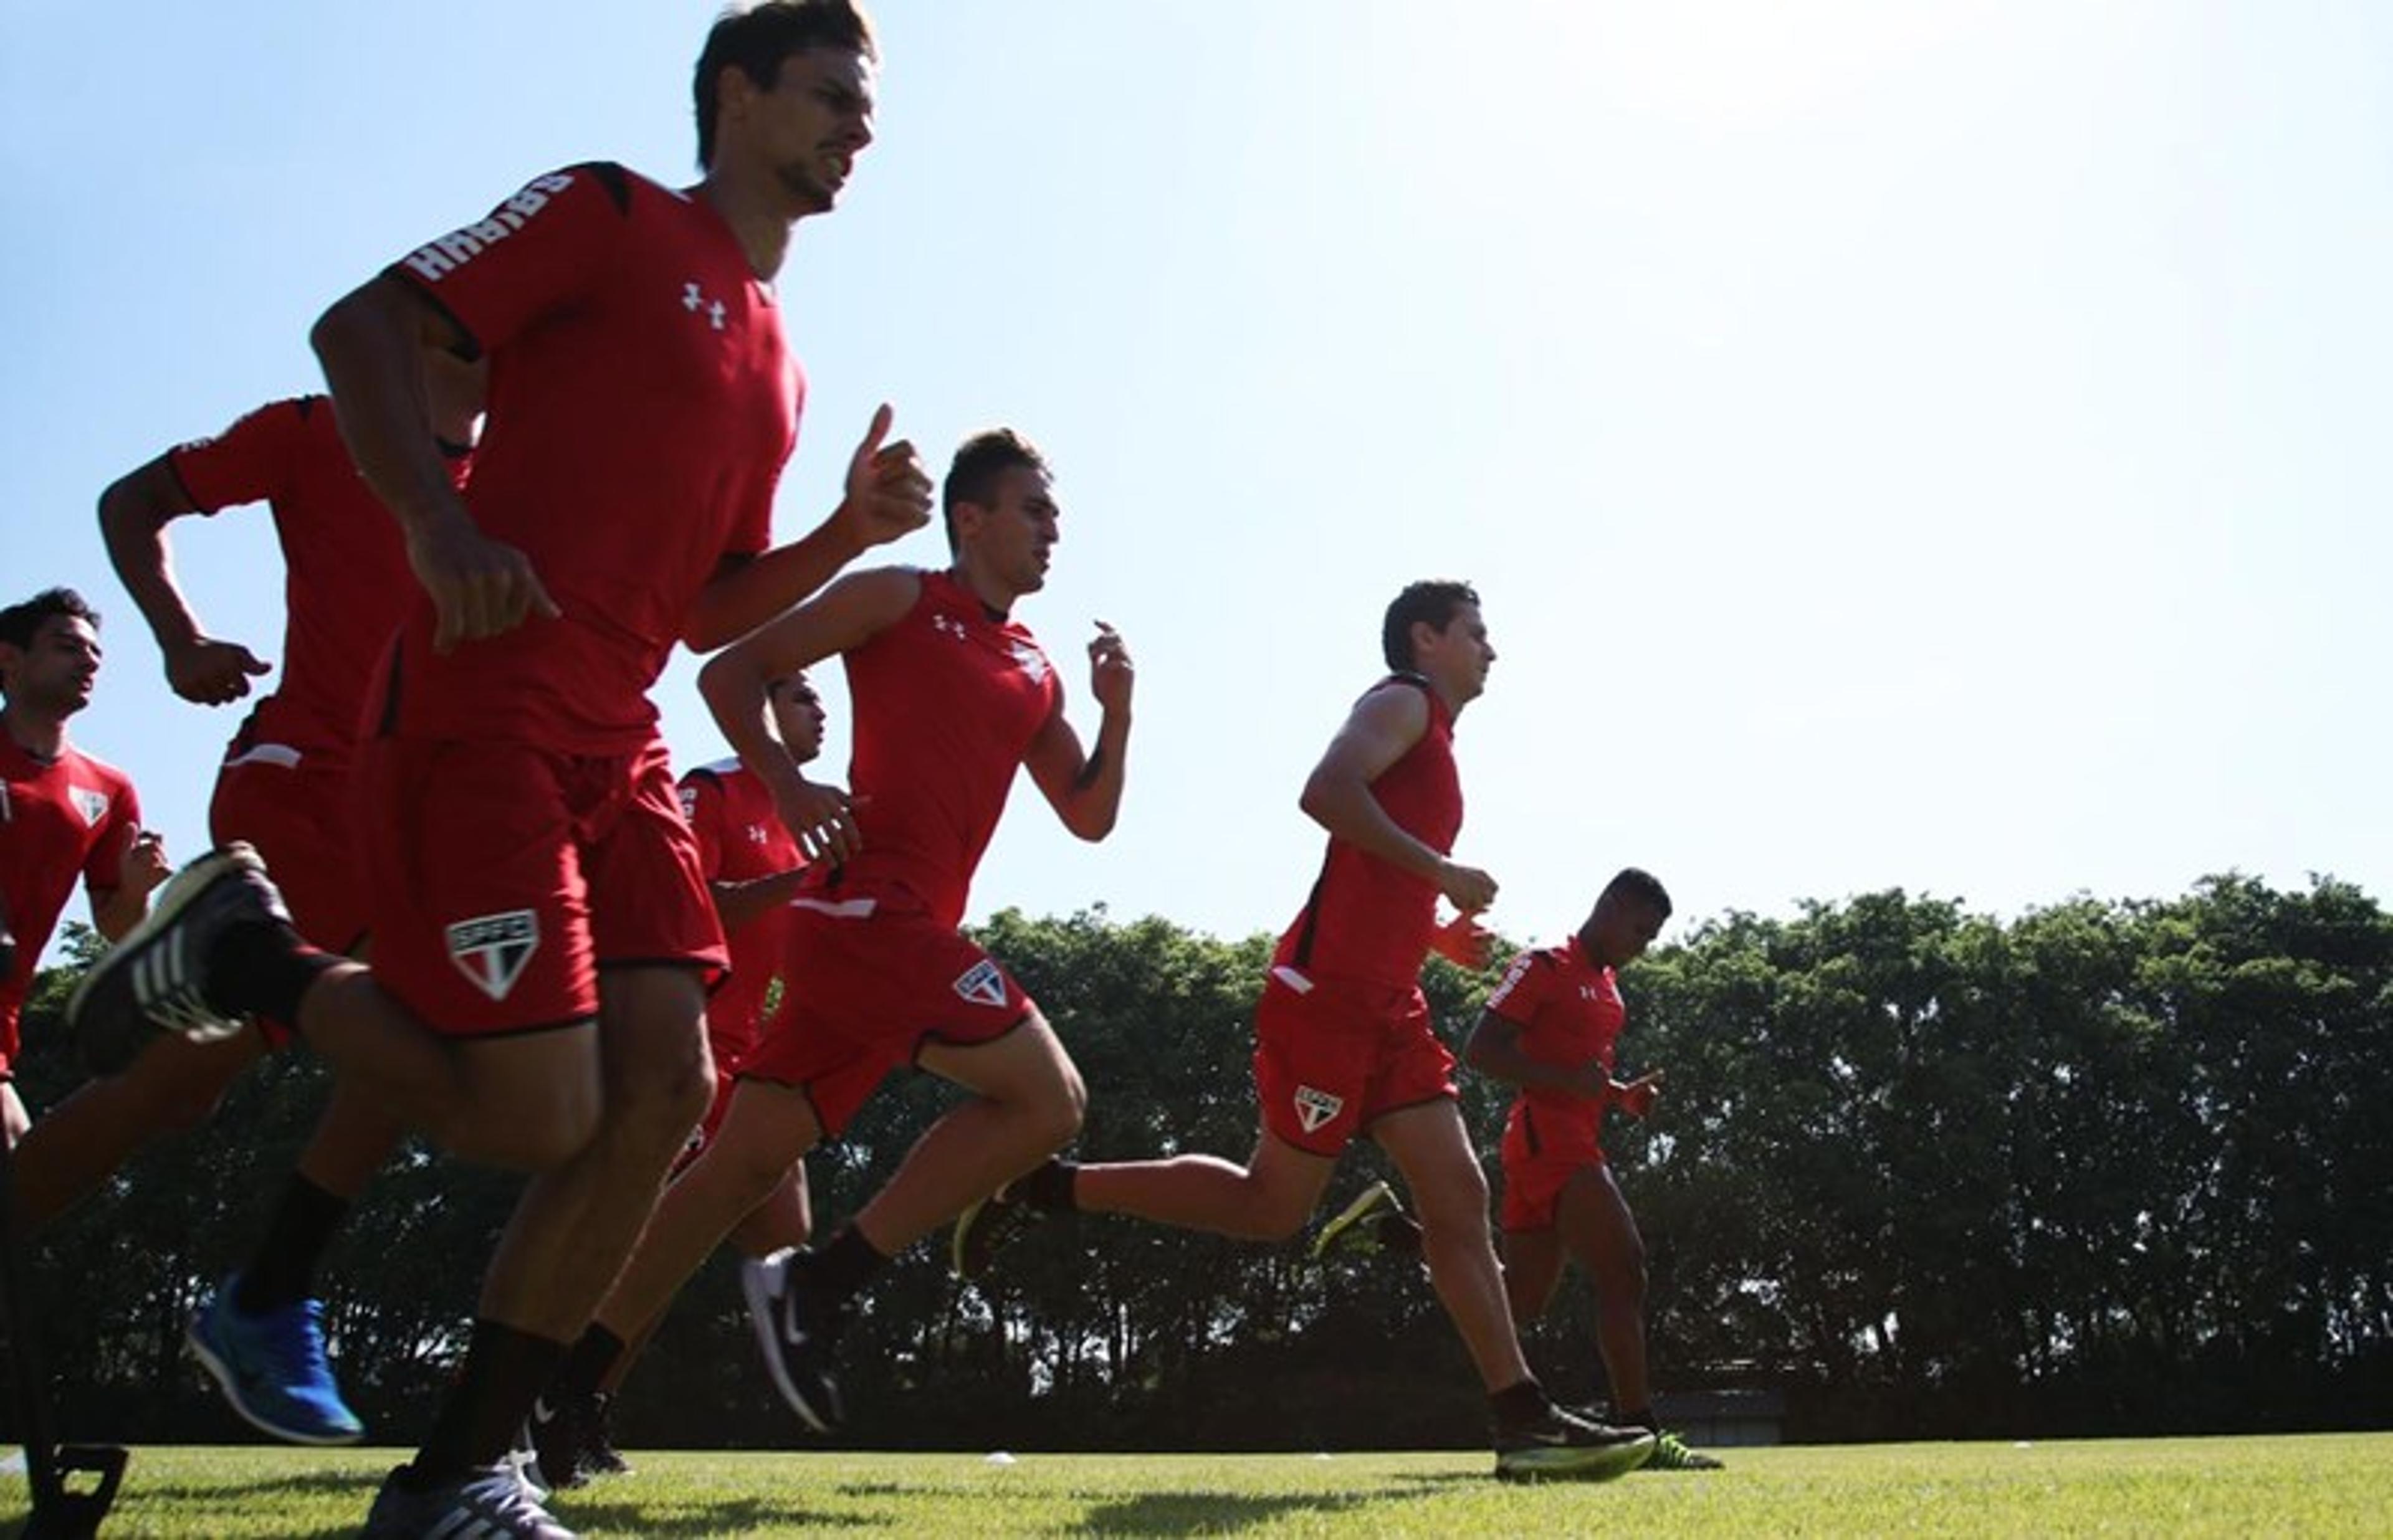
[8,876,2390,1450]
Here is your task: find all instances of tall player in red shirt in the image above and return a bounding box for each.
[1459,869,1719,1468]
[957,581,1653,1482]
[68,6,924,1536]
[549,428,1132,1439]
[527,670,825,1491]
[9,358,487,1449]
[0,589,169,1139]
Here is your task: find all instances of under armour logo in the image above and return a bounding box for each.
[681,280,727,330]
[932,614,968,642]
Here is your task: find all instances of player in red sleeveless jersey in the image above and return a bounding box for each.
[67,7,925,1536]
[8,359,487,1448]
[1461,869,1717,1468]
[547,427,1132,1440]
[1,589,168,1139]
[955,581,1653,1481]
[527,671,824,1491]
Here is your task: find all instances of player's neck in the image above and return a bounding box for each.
[948,562,1019,619]
[0,701,67,761]
[695,171,801,280]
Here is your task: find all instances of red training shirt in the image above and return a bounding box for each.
[383,162,800,752]
[680,758,804,1067]
[168,395,463,764]
[1485,935,1626,1162]
[799,570,1063,929]
[0,738,139,1055]
[1274,675,1463,990]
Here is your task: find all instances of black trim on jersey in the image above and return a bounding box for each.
[1523,1108,1543,1158]
[1288,672,1438,971]
[162,452,206,513]
[595,955,717,974]
[580,160,634,216]
[373,649,403,738]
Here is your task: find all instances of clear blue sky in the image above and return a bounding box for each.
[4,1,2387,961]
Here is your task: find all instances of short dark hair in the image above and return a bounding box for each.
[0,587,99,652]
[1602,867,1673,920]
[1381,579,1481,673]
[942,429,1050,553]
[694,1,877,169]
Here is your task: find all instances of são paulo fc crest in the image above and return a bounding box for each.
[1292,1085,1345,1134]
[953,958,1009,1009]
[69,786,110,827]
[447,910,540,1002]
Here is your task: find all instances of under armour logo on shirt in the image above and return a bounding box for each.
[932,614,969,642]
[681,280,727,331]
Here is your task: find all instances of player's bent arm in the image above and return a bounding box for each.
[1462,1010,1606,1101]
[698,567,920,787]
[96,455,206,655]
[312,275,479,535]
[1297,685,1443,880]
[710,868,810,932]
[1025,704,1131,843]
[686,520,872,654]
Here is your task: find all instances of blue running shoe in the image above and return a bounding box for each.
[188,1278,365,1446]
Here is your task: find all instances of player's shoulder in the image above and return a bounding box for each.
[57,743,136,796]
[1349,672,1434,729]
[679,755,745,791]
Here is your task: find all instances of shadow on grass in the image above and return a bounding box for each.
[110,1473,891,1539]
[1071,1490,1381,1536]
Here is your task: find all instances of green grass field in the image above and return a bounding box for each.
[9,1435,2387,1538]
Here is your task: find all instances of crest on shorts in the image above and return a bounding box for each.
[447,910,540,1002]
[1293,1084,1344,1134]
[953,958,1008,1009]
[70,786,110,827]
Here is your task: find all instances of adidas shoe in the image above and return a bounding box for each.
[1494,1399,1655,1483]
[69,843,292,1075]
[742,1247,847,1433]
[360,1460,576,1539]
[186,1278,363,1446]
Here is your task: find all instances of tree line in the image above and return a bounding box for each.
[9,873,2389,1449]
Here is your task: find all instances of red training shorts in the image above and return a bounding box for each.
[211,741,366,954]
[739,890,1032,1138]
[355,735,725,1037]
[1251,964,1457,1156]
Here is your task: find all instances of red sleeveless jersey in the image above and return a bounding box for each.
[1273,675,1462,990]
[679,758,804,1063]
[1486,935,1623,1159]
[798,570,1062,928]
[168,395,464,764]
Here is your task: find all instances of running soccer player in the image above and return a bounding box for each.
[0,589,169,1139]
[1464,870,1718,1468]
[67,6,923,1536]
[11,358,486,1448]
[549,427,1130,1440]
[1319,870,1719,1470]
[527,670,824,1490]
[953,581,1655,1483]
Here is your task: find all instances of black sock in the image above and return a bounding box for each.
[409,1320,567,1483]
[233,1176,351,1314]
[555,1324,626,1400]
[808,1224,889,1314]
[1615,1404,1656,1432]
[1016,1157,1080,1214]
[212,919,339,1027]
[1489,1377,1550,1426]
